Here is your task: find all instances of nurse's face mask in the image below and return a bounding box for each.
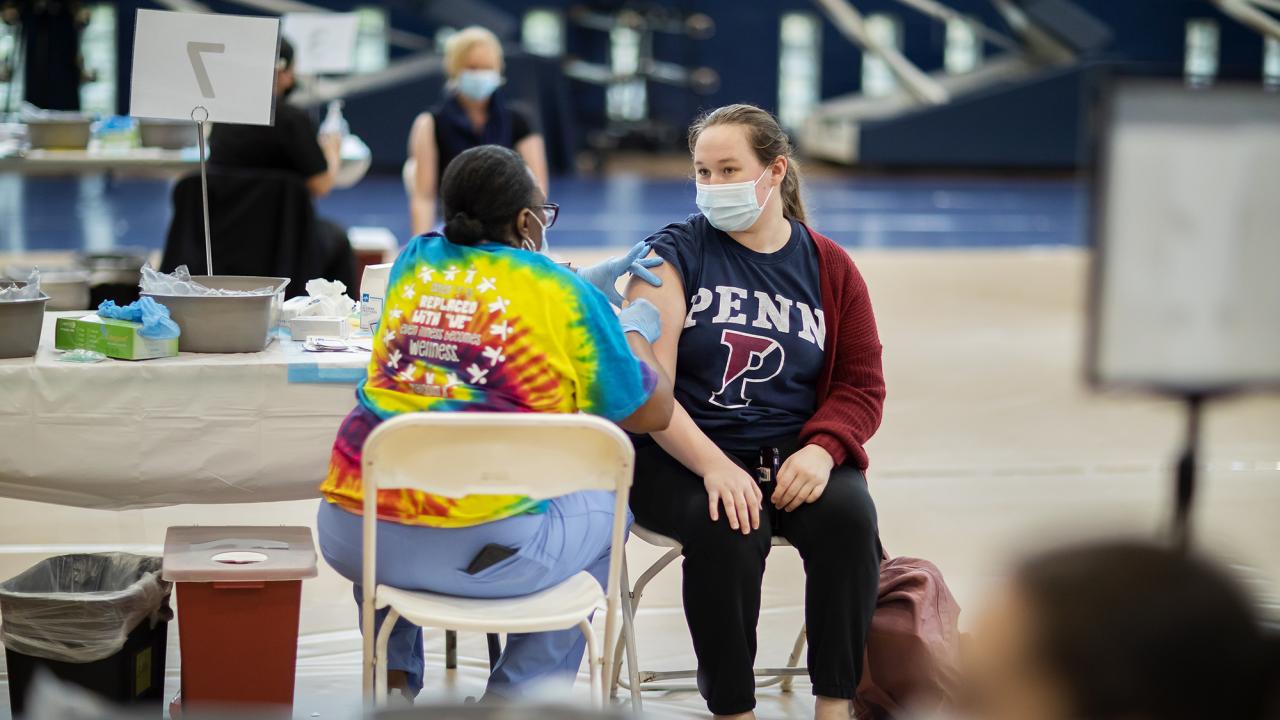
[695,162,778,233]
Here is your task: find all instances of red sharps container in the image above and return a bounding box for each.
[162,526,317,711]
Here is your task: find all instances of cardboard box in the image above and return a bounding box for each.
[359,262,392,332]
[54,314,179,360]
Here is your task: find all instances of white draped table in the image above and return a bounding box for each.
[0,313,368,509]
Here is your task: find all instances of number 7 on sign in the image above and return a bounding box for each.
[186,41,226,99]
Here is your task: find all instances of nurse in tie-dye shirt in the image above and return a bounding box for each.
[316,146,673,701]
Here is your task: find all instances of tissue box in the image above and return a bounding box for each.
[289,316,351,341]
[359,263,392,332]
[54,314,179,360]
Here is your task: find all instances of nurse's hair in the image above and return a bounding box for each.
[443,26,504,79]
[688,104,807,224]
[441,145,537,247]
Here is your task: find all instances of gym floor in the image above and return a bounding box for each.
[0,170,1275,719]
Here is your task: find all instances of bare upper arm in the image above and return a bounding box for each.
[515,133,548,194]
[624,259,685,377]
[306,172,334,198]
[409,113,437,199]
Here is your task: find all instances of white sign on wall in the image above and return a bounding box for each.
[281,13,360,75]
[130,9,281,126]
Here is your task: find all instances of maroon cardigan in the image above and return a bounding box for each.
[799,225,886,470]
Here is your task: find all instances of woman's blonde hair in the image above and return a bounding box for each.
[688,104,807,224]
[443,26,504,79]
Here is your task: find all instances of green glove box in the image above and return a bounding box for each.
[55,314,179,360]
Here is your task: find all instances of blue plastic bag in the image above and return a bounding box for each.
[96,298,181,340]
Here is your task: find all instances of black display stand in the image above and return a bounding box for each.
[1086,78,1280,554]
[1171,394,1202,552]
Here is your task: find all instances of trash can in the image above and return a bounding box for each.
[162,526,317,710]
[0,553,171,717]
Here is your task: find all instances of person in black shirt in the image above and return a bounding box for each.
[208,38,354,289]
[5,0,87,111]
[405,26,547,236]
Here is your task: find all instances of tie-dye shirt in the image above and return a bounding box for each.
[320,233,657,527]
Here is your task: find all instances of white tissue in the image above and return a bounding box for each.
[282,278,357,323]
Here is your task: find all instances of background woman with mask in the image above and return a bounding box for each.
[405,26,549,236]
[625,104,885,720]
[319,145,671,702]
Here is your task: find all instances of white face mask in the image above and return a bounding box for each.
[695,167,775,233]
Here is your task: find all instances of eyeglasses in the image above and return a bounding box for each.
[537,203,560,228]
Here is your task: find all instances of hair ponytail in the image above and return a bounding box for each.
[688,103,807,225]
[780,158,806,224]
[443,211,487,246]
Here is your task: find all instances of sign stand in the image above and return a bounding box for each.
[1171,393,1204,552]
[192,105,214,276]
[1088,78,1280,555]
[129,8,282,277]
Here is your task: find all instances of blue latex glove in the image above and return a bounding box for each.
[97,298,181,340]
[577,241,664,307]
[618,298,662,344]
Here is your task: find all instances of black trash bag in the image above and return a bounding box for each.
[0,553,170,663]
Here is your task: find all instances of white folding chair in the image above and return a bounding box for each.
[359,412,634,708]
[609,524,808,710]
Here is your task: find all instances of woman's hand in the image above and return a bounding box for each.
[704,460,762,534]
[319,131,343,156]
[773,444,834,512]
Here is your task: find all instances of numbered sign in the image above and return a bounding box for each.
[130,9,280,126]
[1089,79,1280,392]
[281,13,360,75]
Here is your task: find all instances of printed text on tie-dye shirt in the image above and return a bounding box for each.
[319,233,657,527]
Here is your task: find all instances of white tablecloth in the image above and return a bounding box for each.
[0,314,368,509]
[0,147,197,175]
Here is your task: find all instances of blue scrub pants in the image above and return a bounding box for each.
[316,492,628,698]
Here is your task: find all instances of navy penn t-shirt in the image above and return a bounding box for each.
[646,214,827,450]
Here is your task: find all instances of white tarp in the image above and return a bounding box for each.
[0,314,365,509]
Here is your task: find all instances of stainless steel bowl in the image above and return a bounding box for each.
[25,118,92,150]
[4,266,91,311]
[0,283,49,359]
[80,250,149,287]
[139,120,199,150]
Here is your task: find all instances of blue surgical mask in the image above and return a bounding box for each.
[456,70,503,101]
[695,167,775,233]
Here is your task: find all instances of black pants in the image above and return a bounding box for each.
[630,437,880,715]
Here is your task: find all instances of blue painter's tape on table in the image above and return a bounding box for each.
[288,364,366,385]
